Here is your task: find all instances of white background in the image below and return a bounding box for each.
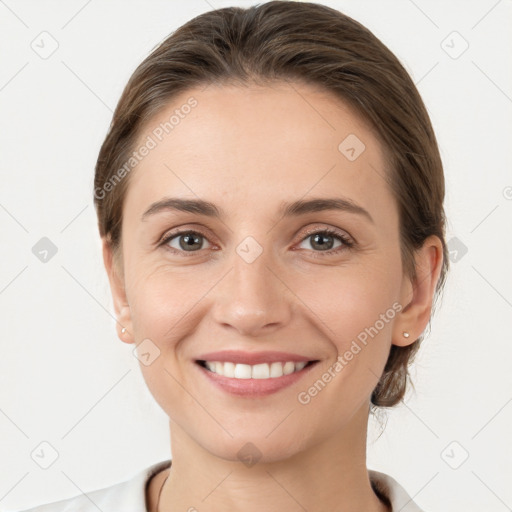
[1,1,511,510]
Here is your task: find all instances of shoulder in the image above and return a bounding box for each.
[369,469,428,512]
[11,459,173,512]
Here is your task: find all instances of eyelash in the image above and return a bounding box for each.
[158,226,355,259]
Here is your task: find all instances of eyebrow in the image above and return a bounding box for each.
[141,196,374,224]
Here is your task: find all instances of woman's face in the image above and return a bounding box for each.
[107,82,415,462]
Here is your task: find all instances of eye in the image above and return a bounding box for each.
[296,227,354,257]
[160,229,213,256]
[158,226,355,258]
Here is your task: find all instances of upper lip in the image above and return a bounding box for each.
[196,350,318,365]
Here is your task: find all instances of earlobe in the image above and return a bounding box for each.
[102,238,134,344]
[116,305,134,344]
[393,235,444,347]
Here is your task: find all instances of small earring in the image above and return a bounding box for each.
[121,327,126,334]
[403,331,410,338]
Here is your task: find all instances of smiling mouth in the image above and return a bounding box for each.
[196,359,318,379]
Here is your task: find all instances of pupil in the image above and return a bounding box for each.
[177,233,335,252]
[180,233,201,250]
[313,233,333,250]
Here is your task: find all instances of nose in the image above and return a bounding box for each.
[211,249,293,337]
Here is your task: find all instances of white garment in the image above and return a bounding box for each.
[13,459,426,512]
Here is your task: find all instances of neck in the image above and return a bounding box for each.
[156,403,390,512]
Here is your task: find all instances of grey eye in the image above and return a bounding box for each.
[298,232,343,251]
[166,231,211,252]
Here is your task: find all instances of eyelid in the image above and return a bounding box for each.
[158,224,355,256]
[294,226,355,256]
[299,225,354,244]
[156,223,216,247]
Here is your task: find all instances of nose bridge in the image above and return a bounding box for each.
[211,238,291,335]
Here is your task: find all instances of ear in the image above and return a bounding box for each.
[393,235,444,347]
[102,237,134,344]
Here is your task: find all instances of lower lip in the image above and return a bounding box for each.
[195,361,319,397]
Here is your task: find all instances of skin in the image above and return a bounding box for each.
[102,81,443,512]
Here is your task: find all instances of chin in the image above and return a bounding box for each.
[199,430,310,466]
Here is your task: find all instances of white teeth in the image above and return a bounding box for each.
[270,362,285,377]
[283,361,296,375]
[252,363,269,379]
[234,364,252,379]
[295,361,307,372]
[223,361,235,378]
[202,360,311,379]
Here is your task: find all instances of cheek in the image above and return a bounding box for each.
[292,267,401,415]
[126,271,203,414]
[128,270,199,344]
[126,264,228,375]
[296,260,401,346]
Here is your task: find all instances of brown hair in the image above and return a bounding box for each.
[94,1,449,410]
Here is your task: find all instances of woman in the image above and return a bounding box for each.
[18,1,448,511]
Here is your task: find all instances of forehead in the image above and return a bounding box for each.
[124,82,395,225]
